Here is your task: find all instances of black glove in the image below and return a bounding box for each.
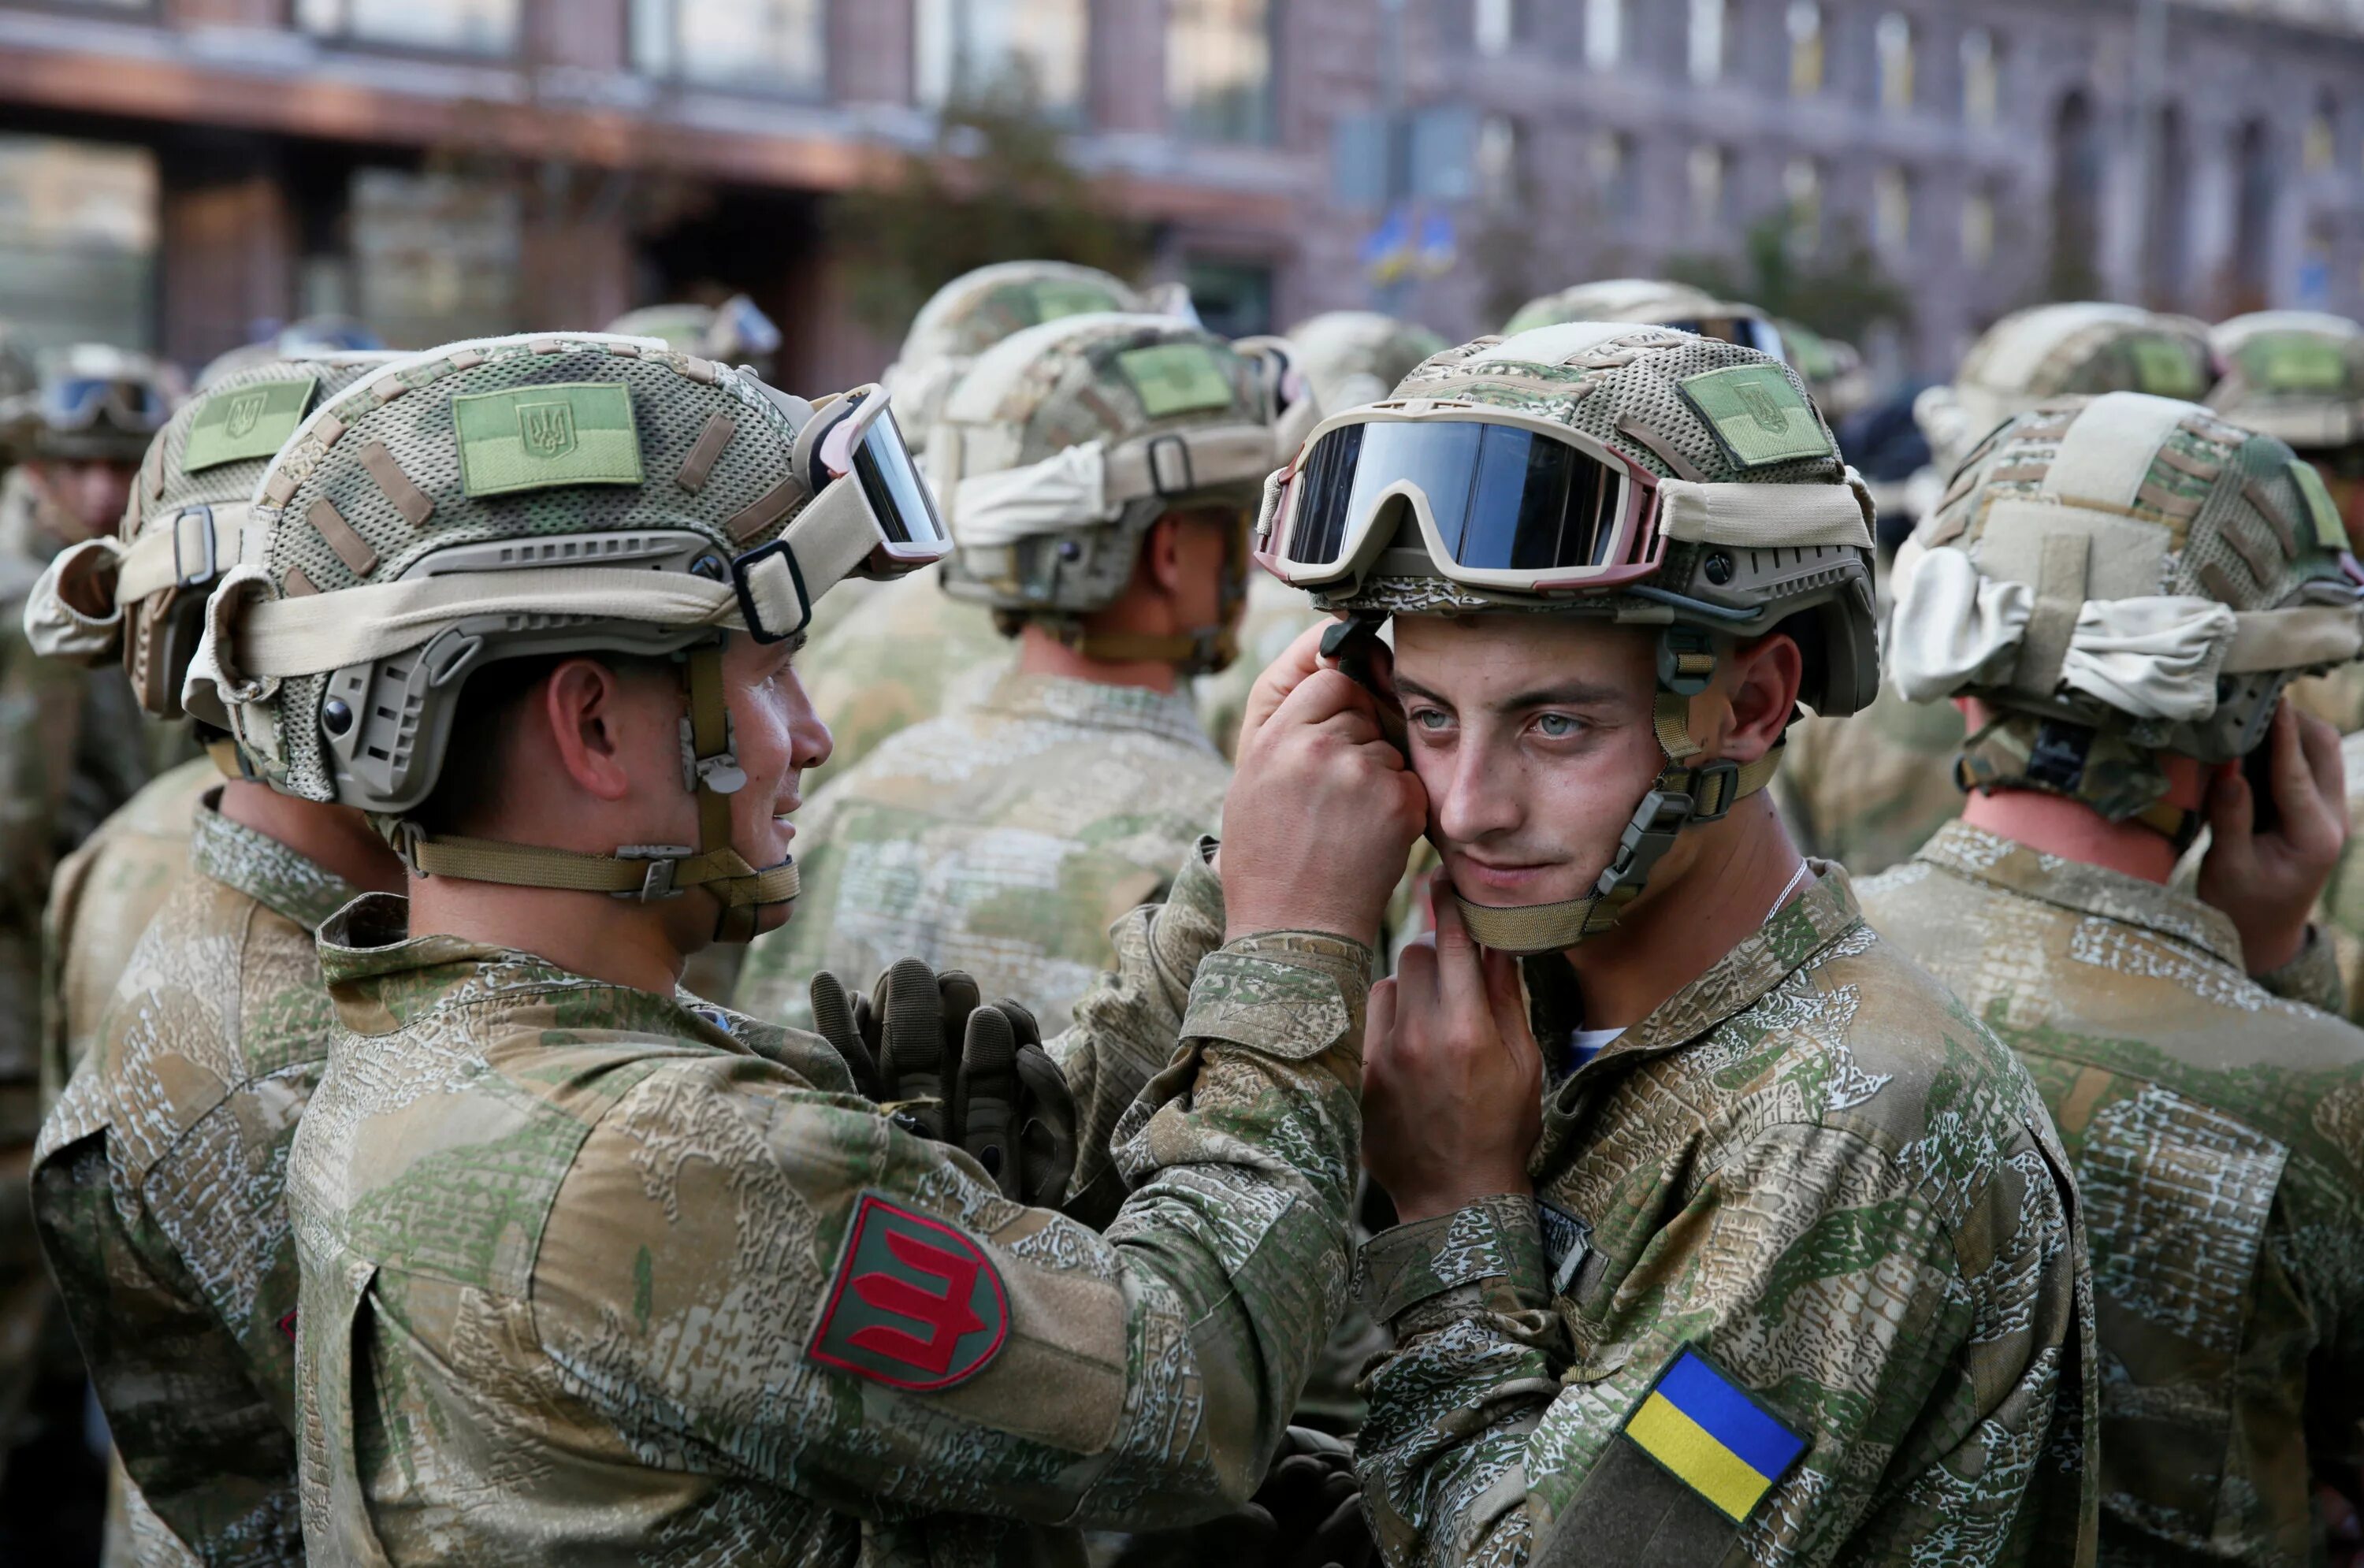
[1250,1426,1373,1568]
[808,959,1079,1207]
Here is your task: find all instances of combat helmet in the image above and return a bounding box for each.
[196,316,389,390]
[605,296,783,379]
[182,332,949,939]
[883,262,1163,452]
[928,312,1281,674]
[1887,391,2364,845]
[0,344,177,465]
[1916,303,2213,479]
[23,350,401,725]
[2206,310,2364,463]
[1501,279,1787,360]
[1256,321,1878,953]
[1776,319,1872,423]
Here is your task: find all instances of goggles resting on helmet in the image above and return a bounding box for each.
[41,375,171,436]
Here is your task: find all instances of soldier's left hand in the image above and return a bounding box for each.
[2198,701,2347,976]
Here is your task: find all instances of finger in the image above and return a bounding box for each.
[2295,705,2347,831]
[2208,760,2255,859]
[1238,620,1339,757]
[879,958,946,1136]
[1366,975,1399,1053]
[1428,881,1491,1020]
[953,1005,1019,1196]
[1266,665,1385,737]
[806,971,880,1096]
[936,969,983,1117]
[1391,938,1438,1027]
[1480,946,1538,1062]
[1011,1043,1077,1206]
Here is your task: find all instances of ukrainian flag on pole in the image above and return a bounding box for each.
[1622,1347,1809,1522]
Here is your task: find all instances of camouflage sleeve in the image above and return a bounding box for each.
[530,928,1368,1531]
[2248,923,2347,1015]
[1359,1126,1998,1567]
[1049,835,1226,1222]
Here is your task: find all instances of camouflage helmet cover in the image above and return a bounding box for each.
[604,296,782,373]
[1892,391,2363,824]
[882,261,1149,450]
[1500,278,1782,355]
[1920,301,2215,475]
[2205,310,2364,451]
[930,311,1280,637]
[22,350,402,720]
[1284,310,1451,419]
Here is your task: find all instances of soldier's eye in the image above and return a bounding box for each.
[1410,707,1451,731]
[1535,713,1578,738]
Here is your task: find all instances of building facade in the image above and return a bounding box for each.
[0,0,2359,390]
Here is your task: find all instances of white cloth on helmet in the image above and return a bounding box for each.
[949,441,1116,546]
[22,538,125,662]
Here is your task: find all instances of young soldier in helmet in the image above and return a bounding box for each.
[734,313,1275,1034]
[197,332,1423,1563]
[1247,322,2095,1562]
[1780,303,2220,879]
[20,350,407,1565]
[1859,391,2364,1567]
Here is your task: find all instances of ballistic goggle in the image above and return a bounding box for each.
[733,384,952,641]
[39,375,172,436]
[1255,403,1667,594]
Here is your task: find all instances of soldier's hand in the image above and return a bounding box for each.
[949,994,1078,1207]
[1248,1426,1373,1568]
[1222,653,1425,947]
[2199,701,2347,975]
[1232,619,1338,765]
[1364,886,1541,1224]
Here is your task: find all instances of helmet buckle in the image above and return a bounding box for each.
[613,845,695,901]
[172,504,217,589]
[1682,759,1745,823]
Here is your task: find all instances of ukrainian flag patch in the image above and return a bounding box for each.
[1623,1347,1808,1523]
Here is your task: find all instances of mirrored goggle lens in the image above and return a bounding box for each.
[1283,420,1629,574]
[849,402,946,545]
[1663,316,1786,360]
[43,378,168,432]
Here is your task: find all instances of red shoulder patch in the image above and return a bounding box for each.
[807,1192,1009,1391]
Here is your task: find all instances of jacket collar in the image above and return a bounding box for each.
[1911,819,2242,969]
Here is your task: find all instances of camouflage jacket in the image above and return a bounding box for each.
[735,666,1229,1035]
[1355,868,2098,1567]
[30,797,365,1566]
[1861,822,2364,1566]
[794,562,1013,791]
[1771,683,1967,882]
[42,754,217,1110]
[287,864,1368,1566]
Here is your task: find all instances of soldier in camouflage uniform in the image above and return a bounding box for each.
[1780,303,2221,878]
[735,313,1278,1035]
[22,350,407,1566]
[1251,321,2096,1563]
[193,331,1420,1562]
[1858,391,2364,1565]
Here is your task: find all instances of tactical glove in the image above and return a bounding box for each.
[1250,1426,1373,1568]
[808,959,1080,1207]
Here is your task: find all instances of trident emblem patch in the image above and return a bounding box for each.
[517,400,578,459]
[224,390,269,440]
[807,1193,1009,1390]
[1734,380,1790,433]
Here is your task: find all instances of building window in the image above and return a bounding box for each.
[1787,2,1823,96]
[1689,144,1728,231]
[1585,0,1623,69]
[1875,165,1913,253]
[1186,259,1272,338]
[1474,0,1517,57]
[2305,94,2336,173]
[1689,0,1727,85]
[1168,0,1276,144]
[293,0,520,53]
[915,0,1087,115]
[349,168,520,348]
[1591,129,1635,217]
[1875,13,1914,114]
[1476,115,1523,208]
[0,135,156,353]
[1960,27,1999,129]
[1962,188,1995,267]
[632,0,823,95]
[1785,156,1821,249]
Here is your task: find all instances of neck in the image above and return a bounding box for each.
[1559,796,1806,1030]
[1958,786,2176,884]
[404,874,693,995]
[215,780,406,895]
[1016,623,1176,693]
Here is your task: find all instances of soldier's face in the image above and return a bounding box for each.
[28,458,135,541]
[1390,615,1668,909]
[717,631,833,937]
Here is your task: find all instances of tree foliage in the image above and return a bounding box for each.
[1667,217,1913,344]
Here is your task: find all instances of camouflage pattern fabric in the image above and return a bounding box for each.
[41,754,216,1109]
[1772,685,1967,878]
[1860,822,2364,1566]
[1354,868,2098,1566]
[30,797,364,1566]
[734,666,1228,1036]
[286,856,1370,1565]
[788,562,1012,791]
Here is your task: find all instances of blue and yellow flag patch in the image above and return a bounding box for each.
[1623,1347,1808,1523]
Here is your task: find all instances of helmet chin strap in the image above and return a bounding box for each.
[400,639,800,943]
[1455,628,1785,957]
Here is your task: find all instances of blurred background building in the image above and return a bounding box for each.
[0,0,2359,393]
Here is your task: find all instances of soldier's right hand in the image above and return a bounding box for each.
[808,960,1079,1207]
[1221,628,1425,948]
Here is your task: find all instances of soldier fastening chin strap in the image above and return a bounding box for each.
[400,641,799,941]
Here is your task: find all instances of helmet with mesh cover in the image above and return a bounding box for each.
[2206,310,2364,458]
[0,344,180,466]
[928,311,1281,673]
[184,331,947,940]
[883,262,1160,453]
[604,296,782,379]
[1887,390,2364,843]
[1916,303,2213,481]
[1500,279,1786,363]
[1256,321,1879,953]
[23,351,402,726]
[1284,311,1450,419]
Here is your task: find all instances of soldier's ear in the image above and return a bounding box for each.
[541,657,642,804]
[1716,631,1804,764]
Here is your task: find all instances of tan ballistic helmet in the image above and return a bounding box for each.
[1258,321,1878,951]
[185,332,949,940]
[883,262,1153,451]
[2206,310,2364,453]
[605,296,783,379]
[0,344,180,465]
[928,312,1281,673]
[1889,391,2364,840]
[22,351,401,723]
[1776,319,1873,423]
[1916,303,2213,478]
[1501,279,1787,362]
